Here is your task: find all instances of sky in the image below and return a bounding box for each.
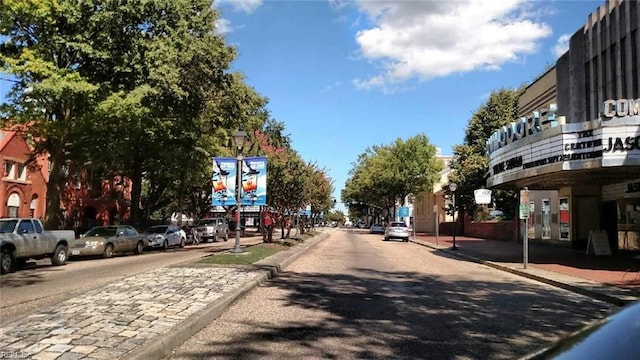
[0,0,604,214]
[211,0,601,213]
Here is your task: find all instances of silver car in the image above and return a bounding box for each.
[145,225,186,249]
[370,224,385,234]
[384,222,410,242]
[72,226,147,258]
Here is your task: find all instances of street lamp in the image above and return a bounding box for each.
[408,194,416,239]
[233,130,247,254]
[449,183,458,250]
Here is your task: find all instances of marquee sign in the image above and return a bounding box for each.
[488,120,640,187]
[486,104,558,155]
[603,98,640,118]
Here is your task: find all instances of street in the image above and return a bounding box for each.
[167,229,615,359]
[0,237,262,323]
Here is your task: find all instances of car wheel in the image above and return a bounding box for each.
[224,232,229,241]
[103,244,114,258]
[180,238,185,248]
[383,237,388,241]
[134,241,144,254]
[163,239,169,250]
[51,244,69,265]
[1,248,15,274]
[404,238,409,242]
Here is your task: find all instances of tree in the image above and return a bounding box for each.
[342,134,442,221]
[449,88,523,218]
[1,0,268,228]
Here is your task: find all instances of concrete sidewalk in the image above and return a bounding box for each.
[409,233,640,306]
[0,232,329,360]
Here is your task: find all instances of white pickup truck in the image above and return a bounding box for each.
[0,218,76,274]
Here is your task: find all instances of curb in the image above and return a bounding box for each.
[123,231,330,360]
[409,239,632,307]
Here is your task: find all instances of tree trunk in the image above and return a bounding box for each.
[130,158,143,229]
[44,145,65,230]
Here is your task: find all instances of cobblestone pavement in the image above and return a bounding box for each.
[0,266,263,360]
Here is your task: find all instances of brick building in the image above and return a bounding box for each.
[1,129,132,231]
[0,130,48,219]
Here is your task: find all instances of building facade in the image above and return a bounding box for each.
[412,149,455,233]
[1,130,132,232]
[0,131,48,219]
[486,0,639,252]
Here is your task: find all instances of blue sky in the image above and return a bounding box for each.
[213,0,601,212]
[0,0,603,214]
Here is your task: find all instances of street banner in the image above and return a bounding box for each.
[212,157,237,206]
[240,156,267,206]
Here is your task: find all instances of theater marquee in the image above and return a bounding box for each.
[488,115,640,187]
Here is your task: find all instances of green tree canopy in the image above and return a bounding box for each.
[449,88,522,218]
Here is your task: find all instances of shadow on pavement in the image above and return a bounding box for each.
[176,268,614,360]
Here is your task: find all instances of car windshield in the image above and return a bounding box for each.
[84,227,118,237]
[147,226,168,234]
[0,220,18,233]
[390,222,407,227]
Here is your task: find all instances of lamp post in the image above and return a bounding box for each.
[449,183,458,250]
[232,130,247,254]
[408,194,416,239]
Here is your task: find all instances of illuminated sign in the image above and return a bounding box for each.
[488,122,640,187]
[603,98,640,118]
[486,104,558,155]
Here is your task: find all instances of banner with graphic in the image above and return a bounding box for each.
[240,156,267,206]
[212,157,237,206]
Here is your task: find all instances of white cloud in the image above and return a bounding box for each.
[215,18,232,34]
[214,0,263,14]
[351,0,552,89]
[553,33,571,58]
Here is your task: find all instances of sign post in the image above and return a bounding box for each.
[519,187,530,269]
[433,204,439,246]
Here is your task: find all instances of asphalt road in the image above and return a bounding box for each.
[0,237,262,323]
[167,229,615,360]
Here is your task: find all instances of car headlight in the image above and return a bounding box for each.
[86,241,104,246]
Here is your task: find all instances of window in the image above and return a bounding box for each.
[33,220,43,234]
[17,220,35,234]
[559,198,570,241]
[7,192,20,217]
[4,161,14,179]
[542,199,551,239]
[18,164,27,180]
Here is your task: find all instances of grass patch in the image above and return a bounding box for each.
[198,244,280,265]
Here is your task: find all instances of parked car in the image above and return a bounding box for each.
[196,218,229,242]
[0,218,76,274]
[384,221,410,242]
[145,225,186,249]
[370,224,385,234]
[71,225,147,258]
[523,300,640,359]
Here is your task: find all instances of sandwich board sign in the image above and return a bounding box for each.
[586,231,612,256]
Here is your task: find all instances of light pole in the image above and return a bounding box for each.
[449,183,458,250]
[233,130,247,254]
[409,194,416,239]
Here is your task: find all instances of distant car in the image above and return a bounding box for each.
[145,225,185,249]
[196,218,229,242]
[522,300,640,359]
[370,224,385,234]
[487,209,505,220]
[384,222,410,242]
[72,225,147,258]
